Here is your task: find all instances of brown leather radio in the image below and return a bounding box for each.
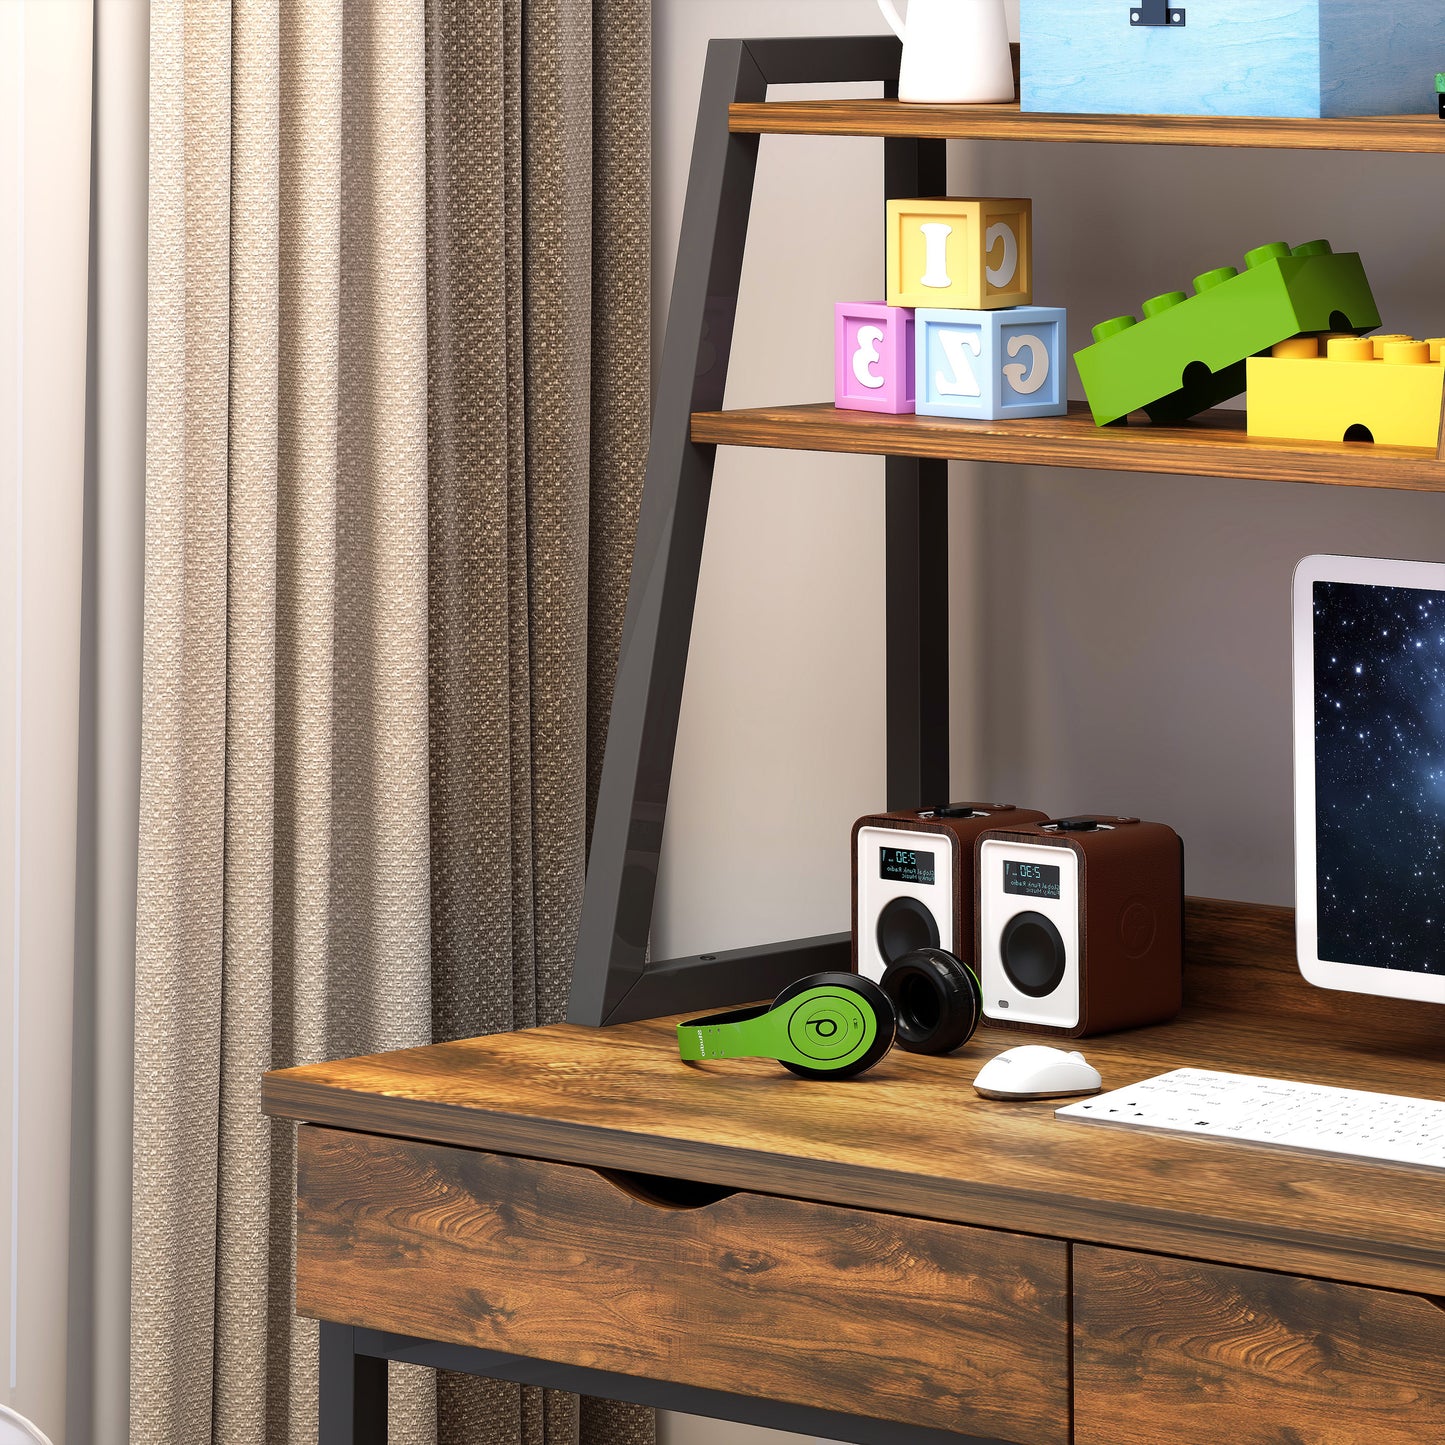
[974,815,1183,1037]
[852,803,1050,982]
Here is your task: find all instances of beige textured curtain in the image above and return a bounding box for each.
[132,1,652,1443]
[135,0,436,1441]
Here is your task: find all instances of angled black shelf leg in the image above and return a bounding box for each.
[570,37,939,1027]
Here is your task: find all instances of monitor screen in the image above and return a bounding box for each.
[1313,579,1445,977]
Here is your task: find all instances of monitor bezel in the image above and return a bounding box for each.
[1294,552,1445,1005]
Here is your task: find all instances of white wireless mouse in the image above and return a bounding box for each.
[972,1044,1102,1100]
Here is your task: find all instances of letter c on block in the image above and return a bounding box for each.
[1002,333,1049,395]
[985,222,1019,290]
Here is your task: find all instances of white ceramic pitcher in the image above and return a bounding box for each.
[877,0,1015,105]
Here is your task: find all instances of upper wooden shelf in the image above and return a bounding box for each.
[728,100,1445,154]
[691,402,1445,491]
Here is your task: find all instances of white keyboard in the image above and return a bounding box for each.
[1056,1067,1445,1171]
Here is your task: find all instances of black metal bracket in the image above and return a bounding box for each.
[567,35,950,1027]
[1130,1,1186,26]
[317,1323,1012,1445]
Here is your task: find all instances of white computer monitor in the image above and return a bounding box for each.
[1294,553,1445,1005]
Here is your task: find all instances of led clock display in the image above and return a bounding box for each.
[1004,860,1061,900]
[879,847,936,886]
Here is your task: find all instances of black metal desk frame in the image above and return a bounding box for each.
[320,1324,1007,1445]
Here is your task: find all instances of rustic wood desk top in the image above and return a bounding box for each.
[264,900,1445,1298]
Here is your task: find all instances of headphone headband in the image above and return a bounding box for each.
[676,1003,775,1062]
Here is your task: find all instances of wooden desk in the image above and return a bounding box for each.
[263,900,1445,1445]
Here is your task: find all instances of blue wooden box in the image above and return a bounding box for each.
[1020,0,1445,118]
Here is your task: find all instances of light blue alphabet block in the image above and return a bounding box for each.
[915,307,1068,421]
[1020,0,1445,118]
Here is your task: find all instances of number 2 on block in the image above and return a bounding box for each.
[935,330,983,397]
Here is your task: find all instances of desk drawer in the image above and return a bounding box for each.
[296,1126,1068,1444]
[1075,1245,1445,1445]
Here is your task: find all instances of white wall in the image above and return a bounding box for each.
[0,6,146,1440]
[956,138,1445,905]
[652,3,1445,1444]
[651,0,904,975]
[0,5,94,1439]
[652,0,1445,929]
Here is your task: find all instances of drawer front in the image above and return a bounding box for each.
[297,1126,1069,1444]
[1075,1245,1445,1445]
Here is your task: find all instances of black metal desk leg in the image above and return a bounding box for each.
[319,1322,387,1445]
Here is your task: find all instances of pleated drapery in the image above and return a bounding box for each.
[132,1,652,1442]
[424,3,652,1439]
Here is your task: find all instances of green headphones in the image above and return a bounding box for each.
[677,973,896,1079]
[676,950,983,1080]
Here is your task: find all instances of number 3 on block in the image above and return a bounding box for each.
[852,326,887,389]
[834,303,916,414]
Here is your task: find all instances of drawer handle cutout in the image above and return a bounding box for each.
[595,1168,737,1210]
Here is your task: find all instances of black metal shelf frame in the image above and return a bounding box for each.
[568,35,948,1026]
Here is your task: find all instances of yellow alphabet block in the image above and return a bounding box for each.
[886,197,1033,311]
[1246,335,1445,449]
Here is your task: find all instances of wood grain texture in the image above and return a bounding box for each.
[689,403,1445,492]
[297,1127,1070,1445]
[1074,1245,1445,1445]
[1182,898,1445,1047]
[1020,0,1445,124]
[727,100,1445,154]
[265,900,1445,1297]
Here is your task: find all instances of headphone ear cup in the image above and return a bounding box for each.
[880,948,982,1056]
[770,971,897,1080]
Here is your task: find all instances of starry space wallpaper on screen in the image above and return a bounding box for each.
[1314,581,1445,975]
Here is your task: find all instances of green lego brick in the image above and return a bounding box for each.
[1074,240,1381,427]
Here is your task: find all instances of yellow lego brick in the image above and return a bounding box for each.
[1369,333,1413,358]
[1247,335,1445,449]
[885,197,1032,311]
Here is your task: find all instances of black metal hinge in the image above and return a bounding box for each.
[1131,0,1186,26]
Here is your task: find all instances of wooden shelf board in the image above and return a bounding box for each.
[729,100,1445,154]
[691,402,1445,491]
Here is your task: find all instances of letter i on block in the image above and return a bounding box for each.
[916,307,1068,420]
[834,302,915,413]
[887,198,1033,311]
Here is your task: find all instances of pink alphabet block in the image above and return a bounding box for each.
[834,302,915,413]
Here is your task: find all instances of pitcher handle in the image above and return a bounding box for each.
[876,0,907,42]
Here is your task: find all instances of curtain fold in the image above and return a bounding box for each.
[423,2,652,1443]
[134,0,652,1440]
[135,3,435,1442]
